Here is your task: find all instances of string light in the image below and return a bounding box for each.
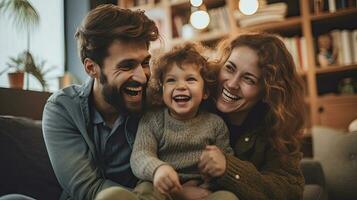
[190,0,203,7]
[239,0,259,15]
[190,10,210,29]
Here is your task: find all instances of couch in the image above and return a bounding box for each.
[0,116,62,200]
[301,158,328,200]
[0,86,353,200]
[0,114,340,200]
[308,126,357,200]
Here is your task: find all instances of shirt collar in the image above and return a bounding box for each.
[91,104,126,129]
[91,105,105,125]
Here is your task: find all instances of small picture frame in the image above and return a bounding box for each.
[317,33,338,67]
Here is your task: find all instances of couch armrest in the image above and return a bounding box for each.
[300,158,326,187]
[0,116,61,199]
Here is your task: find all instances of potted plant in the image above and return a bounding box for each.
[23,51,53,91]
[0,0,40,89]
[5,53,26,89]
[0,51,53,91]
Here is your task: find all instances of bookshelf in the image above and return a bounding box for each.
[243,16,302,33]
[114,0,357,131]
[310,7,357,21]
[316,64,357,74]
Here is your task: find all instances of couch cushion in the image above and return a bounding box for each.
[303,184,328,200]
[0,116,61,199]
[312,126,357,200]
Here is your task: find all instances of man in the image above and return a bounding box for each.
[42,4,158,199]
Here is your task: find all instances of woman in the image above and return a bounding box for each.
[197,32,306,200]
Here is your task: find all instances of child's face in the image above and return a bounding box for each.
[162,63,208,120]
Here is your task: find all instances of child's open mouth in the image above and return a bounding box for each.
[173,95,191,102]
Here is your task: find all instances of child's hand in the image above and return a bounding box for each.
[198,145,227,178]
[153,164,183,195]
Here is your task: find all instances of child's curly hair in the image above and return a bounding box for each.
[147,43,218,107]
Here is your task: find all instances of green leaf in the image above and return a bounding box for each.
[0,0,39,32]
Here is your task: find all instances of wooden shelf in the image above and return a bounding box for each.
[316,94,357,130]
[317,94,357,102]
[171,30,228,46]
[240,16,302,33]
[114,0,357,130]
[310,7,357,21]
[315,64,357,74]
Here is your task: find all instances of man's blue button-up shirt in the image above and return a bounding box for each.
[91,106,137,188]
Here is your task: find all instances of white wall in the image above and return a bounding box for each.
[0,0,65,92]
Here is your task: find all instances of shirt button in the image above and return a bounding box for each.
[244,137,250,142]
[235,174,240,179]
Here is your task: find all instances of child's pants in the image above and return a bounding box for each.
[134,181,239,200]
[95,182,239,200]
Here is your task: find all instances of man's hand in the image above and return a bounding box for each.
[198,145,227,178]
[153,165,182,195]
[171,180,211,200]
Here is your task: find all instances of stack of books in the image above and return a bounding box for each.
[234,3,287,27]
[281,37,309,71]
[330,29,357,65]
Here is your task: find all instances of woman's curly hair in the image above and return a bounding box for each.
[216,32,306,157]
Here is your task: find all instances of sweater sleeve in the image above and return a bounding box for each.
[213,116,234,155]
[216,149,304,200]
[130,110,167,181]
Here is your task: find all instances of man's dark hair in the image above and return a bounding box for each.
[75,4,159,67]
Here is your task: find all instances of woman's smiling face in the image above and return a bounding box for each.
[216,46,264,116]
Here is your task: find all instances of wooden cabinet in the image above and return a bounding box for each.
[317,95,357,130]
[113,0,357,130]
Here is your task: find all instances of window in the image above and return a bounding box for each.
[0,0,65,91]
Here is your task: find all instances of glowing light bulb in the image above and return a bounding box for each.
[190,10,210,30]
[239,0,259,15]
[190,0,203,7]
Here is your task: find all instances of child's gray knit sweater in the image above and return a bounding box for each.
[130,108,233,182]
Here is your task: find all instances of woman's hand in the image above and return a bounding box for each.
[171,180,211,200]
[153,165,182,195]
[198,145,227,178]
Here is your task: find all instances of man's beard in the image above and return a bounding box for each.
[99,72,146,115]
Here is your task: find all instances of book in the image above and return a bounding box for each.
[172,16,184,38]
[328,0,336,12]
[300,37,309,71]
[237,14,285,27]
[234,2,287,27]
[331,30,343,64]
[282,37,302,70]
[290,37,300,70]
[352,30,357,63]
[295,36,303,70]
[340,30,353,65]
[220,6,230,32]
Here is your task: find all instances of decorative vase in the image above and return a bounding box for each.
[8,72,24,89]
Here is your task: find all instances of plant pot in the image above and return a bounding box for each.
[8,72,24,89]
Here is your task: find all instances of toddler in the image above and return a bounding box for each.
[130,43,236,200]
